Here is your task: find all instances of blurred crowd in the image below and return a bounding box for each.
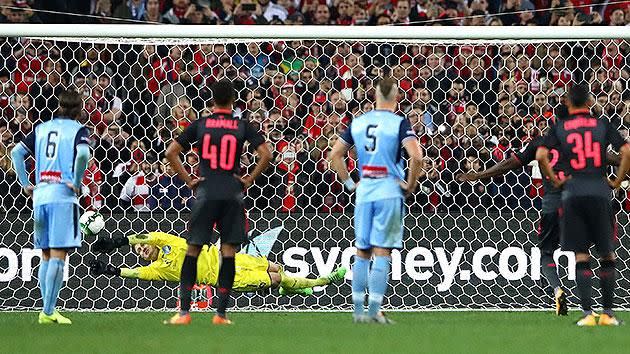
[0,30,628,215]
[0,0,628,26]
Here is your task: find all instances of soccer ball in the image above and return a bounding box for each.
[80,211,105,236]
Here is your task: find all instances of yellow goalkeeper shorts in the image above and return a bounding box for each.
[233,254,272,292]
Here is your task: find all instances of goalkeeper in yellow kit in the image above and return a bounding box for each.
[89,232,346,295]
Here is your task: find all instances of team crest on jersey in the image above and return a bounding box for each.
[162,245,171,255]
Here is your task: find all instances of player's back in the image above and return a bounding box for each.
[349,110,409,203]
[30,118,87,206]
[548,110,624,197]
[176,109,264,200]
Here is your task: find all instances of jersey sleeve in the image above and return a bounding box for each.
[245,122,265,149]
[606,121,626,151]
[74,126,90,147]
[20,131,35,155]
[339,122,353,146]
[175,120,199,150]
[398,118,417,146]
[121,261,179,282]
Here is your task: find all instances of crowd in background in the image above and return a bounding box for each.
[0,0,629,26]
[0,2,628,215]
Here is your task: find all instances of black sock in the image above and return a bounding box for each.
[216,257,235,317]
[575,261,593,313]
[541,254,562,291]
[599,260,616,315]
[179,255,198,313]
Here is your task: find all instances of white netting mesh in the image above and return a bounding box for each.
[1,35,629,311]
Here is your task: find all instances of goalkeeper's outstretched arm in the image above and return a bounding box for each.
[88,259,158,280]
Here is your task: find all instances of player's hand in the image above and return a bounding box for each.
[89,260,107,276]
[235,174,254,189]
[65,182,80,195]
[22,185,34,197]
[92,238,116,253]
[552,175,571,189]
[187,177,205,191]
[456,172,479,182]
[608,178,622,190]
[399,180,415,198]
[89,259,119,276]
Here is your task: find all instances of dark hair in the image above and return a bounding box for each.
[212,79,234,107]
[567,83,590,108]
[58,90,83,119]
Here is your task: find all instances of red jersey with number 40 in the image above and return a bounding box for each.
[176,109,265,199]
[543,110,625,179]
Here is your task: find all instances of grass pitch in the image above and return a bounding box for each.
[0,311,627,353]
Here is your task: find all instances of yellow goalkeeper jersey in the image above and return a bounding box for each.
[125,232,221,286]
[121,232,272,292]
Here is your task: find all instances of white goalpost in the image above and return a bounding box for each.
[0,25,629,311]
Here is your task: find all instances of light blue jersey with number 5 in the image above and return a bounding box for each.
[20,118,89,207]
[339,110,416,204]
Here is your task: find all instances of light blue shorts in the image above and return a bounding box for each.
[354,198,404,250]
[33,203,81,249]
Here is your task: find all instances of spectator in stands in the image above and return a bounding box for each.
[143,0,163,22]
[119,160,154,212]
[81,157,104,210]
[392,0,411,24]
[150,157,192,210]
[311,4,331,25]
[163,0,191,24]
[0,0,42,23]
[258,0,288,22]
[113,0,147,21]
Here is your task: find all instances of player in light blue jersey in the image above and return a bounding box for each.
[11,90,91,325]
[330,77,423,323]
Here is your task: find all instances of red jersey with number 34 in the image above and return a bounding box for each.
[176,109,265,199]
[542,109,626,197]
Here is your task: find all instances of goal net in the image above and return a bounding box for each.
[1,26,629,311]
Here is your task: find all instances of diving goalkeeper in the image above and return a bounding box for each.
[89,232,346,295]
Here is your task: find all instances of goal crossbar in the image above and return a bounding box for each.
[0,24,628,40]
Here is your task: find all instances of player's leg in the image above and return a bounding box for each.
[214,199,248,324]
[563,198,597,326]
[166,198,214,325]
[40,203,80,325]
[591,199,621,325]
[352,202,373,320]
[33,205,50,314]
[366,198,403,323]
[538,210,566,315]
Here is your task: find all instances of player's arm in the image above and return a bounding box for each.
[238,122,272,188]
[457,156,522,182]
[607,123,630,189]
[402,137,423,197]
[606,151,621,166]
[610,145,630,189]
[10,132,35,196]
[88,259,164,281]
[536,128,565,188]
[399,118,423,195]
[329,127,355,191]
[165,120,204,190]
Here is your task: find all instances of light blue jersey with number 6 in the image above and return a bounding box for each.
[20,118,89,207]
[339,110,416,204]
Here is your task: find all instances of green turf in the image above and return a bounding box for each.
[0,311,627,353]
